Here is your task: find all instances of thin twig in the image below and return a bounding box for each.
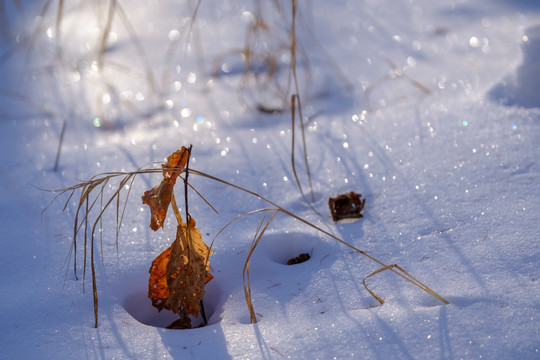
[243,210,279,323]
[290,0,314,202]
[97,0,117,69]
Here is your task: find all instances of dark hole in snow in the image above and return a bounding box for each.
[124,281,222,329]
[286,253,311,265]
[260,232,320,265]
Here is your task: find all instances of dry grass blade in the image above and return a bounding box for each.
[290,0,314,203]
[290,94,314,203]
[113,1,157,92]
[53,119,67,171]
[243,210,279,323]
[183,145,192,222]
[116,173,138,252]
[23,0,54,71]
[162,0,204,86]
[46,168,163,327]
[239,20,288,110]
[97,0,117,69]
[38,0,65,64]
[55,0,63,49]
[206,207,280,324]
[87,173,137,327]
[363,264,450,305]
[212,1,314,112]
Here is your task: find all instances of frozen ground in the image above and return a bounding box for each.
[1,0,539,359]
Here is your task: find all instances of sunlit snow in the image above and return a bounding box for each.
[1,1,539,359]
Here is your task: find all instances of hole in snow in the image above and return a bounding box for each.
[260,232,319,265]
[123,280,222,329]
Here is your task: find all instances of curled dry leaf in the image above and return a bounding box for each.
[141,182,174,231]
[141,147,190,231]
[148,215,213,328]
[328,191,366,222]
[162,147,190,184]
[148,246,172,304]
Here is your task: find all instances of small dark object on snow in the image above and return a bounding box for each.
[287,253,311,265]
[328,192,366,222]
[257,103,284,114]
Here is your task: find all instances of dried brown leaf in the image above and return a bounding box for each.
[328,191,366,222]
[141,182,174,231]
[141,147,190,231]
[148,245,172,303]
[163,147,190,184]
[148,217,213,328]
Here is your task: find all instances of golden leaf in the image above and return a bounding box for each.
[148,217,213,328]
[141,182,174,231]
[148,246,172,304]
[163,147,190,184]
[141,147,190,231]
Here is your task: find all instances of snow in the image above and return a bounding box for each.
[1,0,539,359]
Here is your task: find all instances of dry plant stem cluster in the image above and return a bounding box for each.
[144,146,214,329]
[51,168,140,327]
[47,152,448,328]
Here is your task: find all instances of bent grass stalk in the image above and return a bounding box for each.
[290,0,315,203]
[243,210,279,323]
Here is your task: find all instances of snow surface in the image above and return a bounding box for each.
[1,0,540,359]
